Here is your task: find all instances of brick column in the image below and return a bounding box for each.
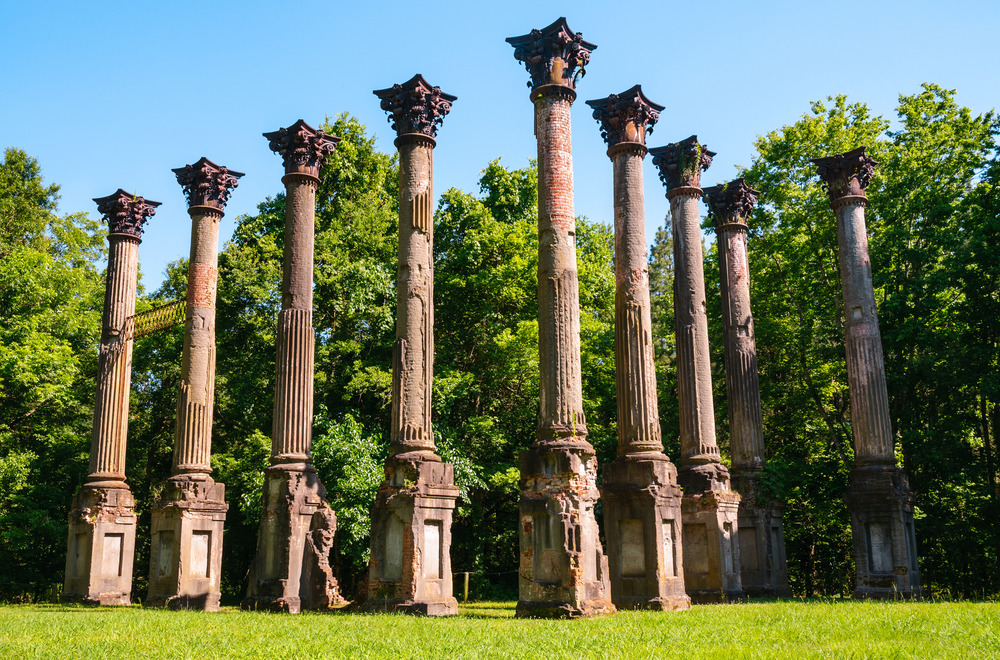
[362,75,460,616]
[244,120,347,613]
[812,147,921,599]
[147,159,242,611]
[651,136,743,603]
[704,179,790,597]
[507,17,614,618]
[63,190,159,605]
[586,86,688,611]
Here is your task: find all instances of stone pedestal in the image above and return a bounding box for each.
[64,486,137,605]
[364,458,459,614]
[813,148,921,599]
[244,121,346,612]
[651,137,744,603]
[64,190,159,605]
[586,86,689,611]
[705,179,790,598]
[360,76,460,615]
[601,457,687,610]
[508,19,614,618]
[147,479,227,610]
[517,443,614,618]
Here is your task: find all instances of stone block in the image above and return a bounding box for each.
[680,488,744,603]
[62,486,137,606]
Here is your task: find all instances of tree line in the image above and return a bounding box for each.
[0,83,996,602]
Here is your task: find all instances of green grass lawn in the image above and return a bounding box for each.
[0,600,996,659]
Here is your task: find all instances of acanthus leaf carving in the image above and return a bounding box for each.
[263,119,340,176]
[172,157,244,210]
[506,17,597,90]
[373,74,456,138]
[586,85,664,148]
[649,135,715,190]
[93,189,161,238]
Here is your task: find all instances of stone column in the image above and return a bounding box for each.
[812,147,921,599]
[63,190,159,605]
[244,120,348,613]
[507,17,614,618]
[704,179,790,598]
[585,86,688,611]
[361,75,460,616]
[146,159,242,611]
[650,137,743,603]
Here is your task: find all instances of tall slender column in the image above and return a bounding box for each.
[507,17,614,619]
[147,159,241,611]
[63,190,159,605]
[361,74,460,616]
[244,120,347,613]
[586,86,688,611]
[650,137,743,603]
[704,179,790,597]
[812,147,921,599]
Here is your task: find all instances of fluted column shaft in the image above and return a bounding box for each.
[835,197,895,465]
[716,221,766,471]
[87,234,140,487]
[535,88,588,446]
[173,208,221,475]
[612,145,662,456]
[670,189,720,466]
[390,135,437,457]
[271,174,318,468]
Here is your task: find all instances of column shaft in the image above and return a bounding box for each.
[173,209,221,474]
[390,138,436,456]
[87,235,139,485]
[536,93,588,444]
[613,149,662,456]
[716,224,766,470]
[271,175,317,466]
[670,190,720,466]
[836,200,895,465]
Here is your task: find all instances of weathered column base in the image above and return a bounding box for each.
[62,486,137,606]
[679,464,744,604]
[242,467,348,613]
[846,465,922,600]
[601,456,690,611]
[361,456,460,616]
[732,470,791,598]
[516,442,616,619]
[146,477,227,611]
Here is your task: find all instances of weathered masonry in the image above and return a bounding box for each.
[362,75,461,616]
[507,17,615,618]
[813,148,922,599]
[587,85,689,611]
[650,137,743,603]
[243,120,347,613]
[63,190,160,605]
[146,159,242,611]
[704,179,790,598]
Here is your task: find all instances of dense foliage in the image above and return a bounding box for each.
[0,84,997,602]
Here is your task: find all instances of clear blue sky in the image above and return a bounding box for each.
[2,1,997,289]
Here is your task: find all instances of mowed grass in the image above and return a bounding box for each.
[0,600,997,659]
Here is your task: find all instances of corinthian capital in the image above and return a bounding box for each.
[93,189,160,239]
[263,119,340,177]
[172,157,244,211]
[506,17,597,92]
[373,74,456,139]
[811,147,878,200]
[586,84,663,149]
[704,178,760,227]
[650,135,715,190]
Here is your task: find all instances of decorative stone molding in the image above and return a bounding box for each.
[650,136,715,190]
[812,146,878,201]
[263,119,340,177]
[586,85,663,148]
[172,157,244,210]
[93,189,160,239]
[373,74,456,139]
[506,17,597,91]
[704,178,760,226]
